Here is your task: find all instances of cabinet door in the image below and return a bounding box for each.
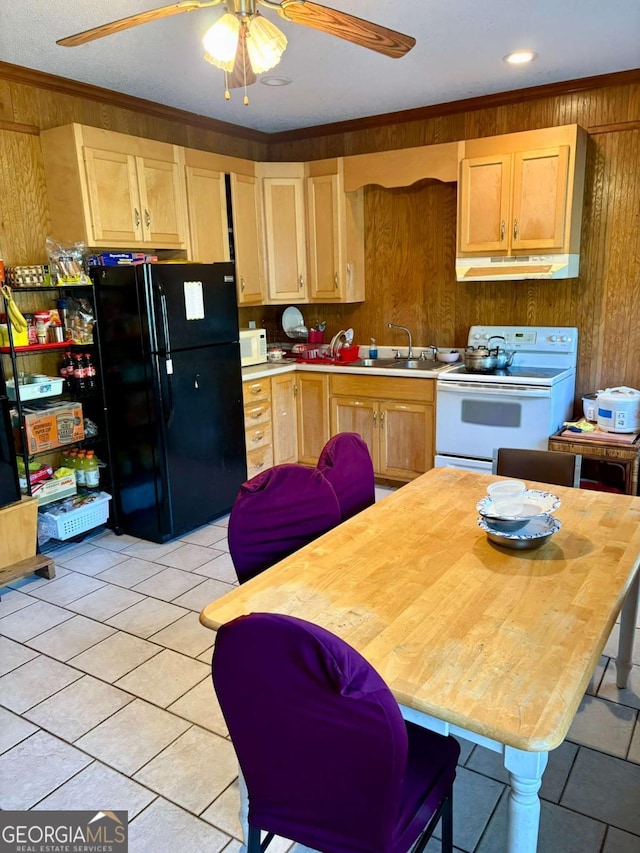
[329,396,379,472]
[136,157,187,247]
[511,146,570,251]
[185,166,231,263]
[271,373,298,464]
[378,401,433,481]
[297,372,329,465]
[458,154,511,253]
[230,173,264,305]
[84,147,143,244]
[307,174,342,301]
[263,177,308,302]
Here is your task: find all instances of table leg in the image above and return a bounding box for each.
[616,571,639,689]
[504,747,548,853]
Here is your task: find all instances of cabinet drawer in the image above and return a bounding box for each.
[243,378,271,404]
[330,374,434,403]
[245,422,272,452]
[247,445,274,480]
[244,402,271,429]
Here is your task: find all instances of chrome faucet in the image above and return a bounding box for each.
[388,323,414,359]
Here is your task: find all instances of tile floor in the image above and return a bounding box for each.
[0,485,639,853]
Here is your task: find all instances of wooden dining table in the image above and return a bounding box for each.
[200,467,640,853]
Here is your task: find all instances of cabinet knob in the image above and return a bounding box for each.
[240,277,246,292]
[334,273,339,288]
[134,208,141,229]
[500,220,505,241]
[373,411,377,427]
[513,219,519,239]
[299,275,304,289]
[144,209,151,228]
[380,411,385,429]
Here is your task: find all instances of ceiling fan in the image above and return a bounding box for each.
[57,1,416,102]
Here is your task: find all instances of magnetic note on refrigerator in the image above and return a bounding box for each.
[184,281,205,320]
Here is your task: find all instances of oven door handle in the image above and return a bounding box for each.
[437,382,551,397]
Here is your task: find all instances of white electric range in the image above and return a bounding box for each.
[435,325,578,472]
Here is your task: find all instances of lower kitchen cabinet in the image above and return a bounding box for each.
[296,372,330,465]
[242,377,273,480]
[271,373,298,464]
[329,374,434,481]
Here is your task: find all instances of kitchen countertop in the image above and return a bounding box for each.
[242,355,458,381]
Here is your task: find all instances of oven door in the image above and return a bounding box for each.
[436,380,553,461]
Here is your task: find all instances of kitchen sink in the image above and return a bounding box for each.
[354,358,399,367]
[354,358,448,371]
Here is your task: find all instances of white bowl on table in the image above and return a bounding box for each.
[436,351,460,363]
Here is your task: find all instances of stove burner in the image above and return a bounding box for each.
[452,366,567,379]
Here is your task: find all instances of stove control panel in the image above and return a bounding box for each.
[468,326,578,354]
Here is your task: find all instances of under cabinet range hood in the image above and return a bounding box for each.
[456,254,579,282]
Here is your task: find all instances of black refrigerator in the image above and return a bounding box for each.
[91,262,247,543]
[0,366,21,508]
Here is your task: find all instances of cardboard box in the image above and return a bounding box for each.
[18,402,84,453]
[29,472,77,506]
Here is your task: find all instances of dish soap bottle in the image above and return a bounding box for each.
[369,337,378,359]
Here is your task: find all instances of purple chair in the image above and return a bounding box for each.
[317,432,376,521]
[213,612,460,853]
[228,464,342,584]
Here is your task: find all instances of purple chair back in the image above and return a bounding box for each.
[317,432,375,521]
[228,464,342,584]
[213,613,409,853]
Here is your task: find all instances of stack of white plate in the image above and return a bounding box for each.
[476,490,562,550]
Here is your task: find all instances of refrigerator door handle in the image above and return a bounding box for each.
[158,286,175,426]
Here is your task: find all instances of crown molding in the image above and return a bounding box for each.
[0,61,270,144]
[1,61,638,146]
[267,68,640,143]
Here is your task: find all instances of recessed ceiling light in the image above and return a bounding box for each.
[504,50,538,65]
[260,76,292,87]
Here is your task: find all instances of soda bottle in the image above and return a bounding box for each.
[84,450,100,489]
[73,353,87,394]
[84,352,97,392]
[59,351,74,392]
[75,450,87,487]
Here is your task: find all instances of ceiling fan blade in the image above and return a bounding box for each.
[277,0,415,59]
[57,1,222,47]
[226,27,258,89]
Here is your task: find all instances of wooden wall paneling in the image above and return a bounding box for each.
[0,130,51,264]
[598,130,640,392]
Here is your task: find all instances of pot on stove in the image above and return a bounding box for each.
[463,345,498,373]
[489,336,516,370]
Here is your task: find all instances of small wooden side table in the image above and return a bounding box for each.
[548,431,640,496]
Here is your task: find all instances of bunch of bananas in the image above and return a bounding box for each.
[1,284,27,333]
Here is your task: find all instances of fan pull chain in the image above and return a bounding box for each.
[243,35,249,105]
[224,70,231,101]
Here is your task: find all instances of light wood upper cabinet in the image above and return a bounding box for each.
[184,165,230,264]
[182,147,263,305]
[458,147,570,254]
[230,173,265,305]
[457,125,586,261]
[259,165,308,303]
[41,123,188,250]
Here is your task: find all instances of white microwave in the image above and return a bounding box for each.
[239,328,267,367]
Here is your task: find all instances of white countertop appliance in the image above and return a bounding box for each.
[596,387,640,433]
[240,327,267,367]
[435,325,578,473]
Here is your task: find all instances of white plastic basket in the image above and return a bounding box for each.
[7,377,64,401]
[39,492,111,540]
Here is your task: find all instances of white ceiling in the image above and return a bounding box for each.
[1,1,639,134]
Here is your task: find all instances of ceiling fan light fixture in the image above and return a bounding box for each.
[203,12,241,72]
[503,49,538,65]
[246,14,288,73]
